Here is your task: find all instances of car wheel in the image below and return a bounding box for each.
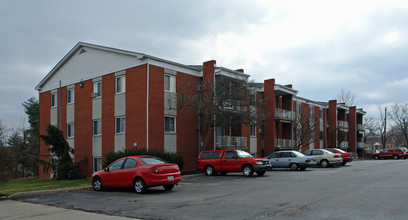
[205,165,215,176]
[256,171,266,176]
[92,177,103,191]
[242,165,254,177]
[374,155,379,160]
[290,163,299,171]
[134,178,147,194]
[393,155,399,160]
[299,167,306,171]
[163,184,175,191]
[220,172,228,176]
[320,160,329,168]
[341,162,347,166]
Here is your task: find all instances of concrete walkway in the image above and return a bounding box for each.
[0,200,135,220]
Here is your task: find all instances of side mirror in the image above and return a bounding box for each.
[104,167,109,172]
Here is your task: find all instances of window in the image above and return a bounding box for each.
[116,76,126,94]
[250,94,256,105]
[93,82,101,98]
[93,119,102,135]
[320,131,323,140]
[123,159,137,169]
[109,159,125,171]
[224,151,237,159]
[165,116,175,132]
[93,157,102,172]
[281,152,292,158]
[200,151,221,159]
[320,109,323,118]
[67,89,74,104]
[116,117,125,134]
[268,152,280,158]
[297,104,301,113]
[164,74,176,93]
[250,124,256,137]
[51,93,57,107]
[67,123,74,138]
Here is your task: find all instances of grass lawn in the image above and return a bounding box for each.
[0,178,90,196]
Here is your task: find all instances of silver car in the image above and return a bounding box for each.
[266,151,316,171]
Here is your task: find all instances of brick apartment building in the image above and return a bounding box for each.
[36,42,365,178]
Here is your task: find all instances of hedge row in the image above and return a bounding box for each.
[103,148,184,171]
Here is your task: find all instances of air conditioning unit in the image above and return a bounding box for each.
[92,92,98,98]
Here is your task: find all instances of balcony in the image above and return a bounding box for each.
[358,142,365,149]
[337,120,348,130]
[275,139,294,149]
[217,136,247,149]
[275,109,295,121]
[339,141,349,150]
[357,124,364,131]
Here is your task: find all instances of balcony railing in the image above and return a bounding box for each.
[339,141,349,150]
[358,142,365,149]
[337,120,348,130]
[357,124,364,131]
[275,109,295,121]
[217,136,247,149]
[275,139,293,149]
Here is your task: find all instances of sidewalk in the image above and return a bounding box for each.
[0,200,135,220]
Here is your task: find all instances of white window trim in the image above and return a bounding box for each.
[67,89,74,104]
[93,81,102,98]
[51,93,57,108]
[164,116,176,133]
[250,124,256,137]
[93,157,102,173]
[93,119,102,136]
[116,116,125,134]
[164,74,176,93]
[116,76,126,94]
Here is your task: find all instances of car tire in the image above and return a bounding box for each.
[242,165,254,177]
[320,160,329,168]
[341,162,347,166]
[290,163,298,171]
[220,172,228,176]
[163,184,175,191]
[256,171,266,176]
[134,178,147,194]
[299,167,306,171]
[92,177,103,191]
[393,155,399,160]
[374,155,379,160]
[205,165,215,176]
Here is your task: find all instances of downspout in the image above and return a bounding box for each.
[213,66,216,150]
[59,80,62,130]
[146,57,150,152]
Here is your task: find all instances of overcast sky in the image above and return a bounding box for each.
[1,0,408,128]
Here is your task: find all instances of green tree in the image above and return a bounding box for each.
[22,97,40,176]
[40,124,86,180]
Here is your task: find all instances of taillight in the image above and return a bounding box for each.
[333,155,339,158]
[150,167,159,174]
[305,160,310,162]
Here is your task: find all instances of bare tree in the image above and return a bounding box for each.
[177,76,265,150]
[390,102,408,147]
[337,89,358,106]
[292,111,320,151]
[363,115,377,143]
[377,105,390,149]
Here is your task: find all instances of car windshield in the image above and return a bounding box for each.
[139,157,167,165]
[292,151,306,157]
[236,150,253,158]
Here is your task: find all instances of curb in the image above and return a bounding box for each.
[7,186,92,200]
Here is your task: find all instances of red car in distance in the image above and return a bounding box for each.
[326,148,353,166]
[91,156,181,194]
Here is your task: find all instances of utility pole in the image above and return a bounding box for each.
[384,107,387,149]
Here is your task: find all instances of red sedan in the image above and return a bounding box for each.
[326,148,353,166]
[91,156,181,193]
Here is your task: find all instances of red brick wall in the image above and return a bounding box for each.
[328,100,337,148]
[177,73,200,172]
[264,79,276,155]
[75,80,93,177]
[126,65,147,149]
[102,74,115,154]
[39,91,51,178]
[349,106,357,154]
[148,65,165,151]
[301,103,310,151]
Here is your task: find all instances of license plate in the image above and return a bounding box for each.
[167,176,174,181]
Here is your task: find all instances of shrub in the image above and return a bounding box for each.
[103,148,184,171]
[0,146,16,181]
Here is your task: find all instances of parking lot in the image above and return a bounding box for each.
[10,160,408,219]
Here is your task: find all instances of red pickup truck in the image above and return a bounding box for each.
[197,150,271,177]
[372,148,405,160]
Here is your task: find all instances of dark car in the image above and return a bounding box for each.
[91,156,181,193]
[326,148,353,166]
